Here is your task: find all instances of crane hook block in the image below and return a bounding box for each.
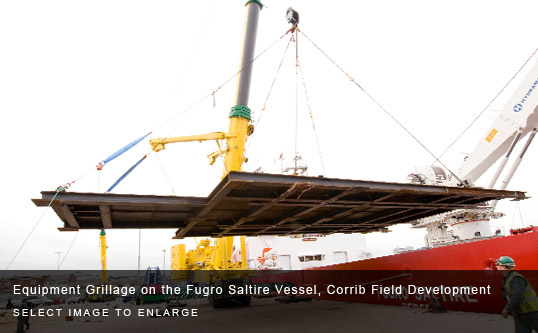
[286,8,299,26]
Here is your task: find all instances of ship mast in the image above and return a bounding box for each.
[149,1,263,176]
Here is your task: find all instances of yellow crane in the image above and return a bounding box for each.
[171,237,248,282]
[151,1,261,278]
[148,0,262,177]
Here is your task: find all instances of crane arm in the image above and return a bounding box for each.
[456,59,538,186]
[149,132,229,152]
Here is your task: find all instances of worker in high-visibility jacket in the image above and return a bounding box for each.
[496,256,538,333]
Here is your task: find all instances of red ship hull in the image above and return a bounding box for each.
[312,227,538,313]
[316,227,538,271]
[254,227,538,314]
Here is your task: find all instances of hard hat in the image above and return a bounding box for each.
[496,256,516,267]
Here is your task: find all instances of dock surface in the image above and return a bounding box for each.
[0,297,513,332]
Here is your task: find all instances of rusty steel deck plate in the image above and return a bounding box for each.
[32,172,526,238]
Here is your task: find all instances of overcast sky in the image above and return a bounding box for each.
[1,0,537,270]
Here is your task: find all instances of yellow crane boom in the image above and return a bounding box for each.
[149,1,262,177]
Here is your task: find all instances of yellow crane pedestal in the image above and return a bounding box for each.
[170,236,249,282]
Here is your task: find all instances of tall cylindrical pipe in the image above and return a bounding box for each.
[234,1,262,106]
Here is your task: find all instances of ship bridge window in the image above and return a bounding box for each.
[474,232,481,237]
[298,255,324,262]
